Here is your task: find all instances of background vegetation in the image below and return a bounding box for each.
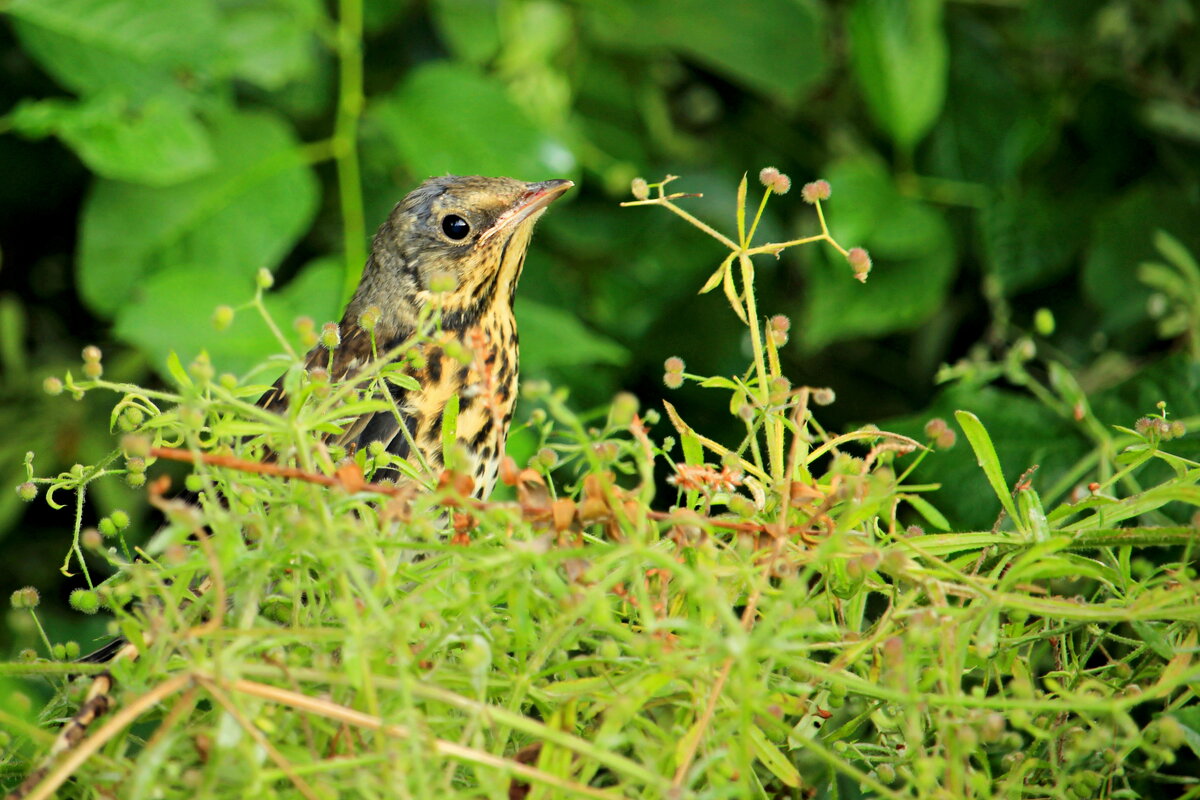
[2,0,1199,797]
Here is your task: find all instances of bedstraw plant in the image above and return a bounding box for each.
[3,171,1199,800]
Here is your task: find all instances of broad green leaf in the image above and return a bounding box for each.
[802,157,955,349]
[114,259,343,379]
[367,62,576,179]
[924,23,1055,185]
[582,0,827,102]
[78,109,319,318]
[848,0,947,150]
[979,188,1089,295]
[514,298,628,372]
[217,5,319,91]
[6,96,214,186]
[1083,184,1200,333]
[7,0,218,98]
[955,410,1023,533]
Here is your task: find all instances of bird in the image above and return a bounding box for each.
[260,175,573,498]
[9,177,574,799]
[72,176,571,665]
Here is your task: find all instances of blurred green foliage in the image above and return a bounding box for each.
[2,0,1199,640]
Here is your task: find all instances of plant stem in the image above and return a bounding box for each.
[335,0,366,307]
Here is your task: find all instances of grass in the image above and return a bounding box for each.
[3,171,1199,799]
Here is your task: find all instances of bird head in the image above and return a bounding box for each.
[351,175,573,334]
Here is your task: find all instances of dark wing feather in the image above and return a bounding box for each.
[257,324,419,462]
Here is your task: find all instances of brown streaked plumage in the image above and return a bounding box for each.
[264,175,572,497]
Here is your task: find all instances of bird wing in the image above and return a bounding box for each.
[257,325,418,463]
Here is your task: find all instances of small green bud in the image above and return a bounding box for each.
[121,434,151,458]
[359,306,381,332]
[98,518,117,537]
[118,406,145,432]
[727,494,756,517]
[1033,307,1055,337]
[535,447,558,470]
[1013,337,1036,361]
[609,392,639,427]
[112,509,130,529]
[219,373,238,390]
[320,322,341,351]
[256,268,274,289]
[82,360,103,379]
[189,353,214,384]
[368,440,386,457]
[69,588,100,614]
[185,474,203,493]
[16,482,37,502]
[212,305,235,331]
[126,472,146,489]
[43,377,64,395]
[10,586,40,609]
[18,649,36,662]
[126,457,146,474]
[64,641,80,659]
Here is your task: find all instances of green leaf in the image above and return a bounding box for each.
[1142,100,1200,145]
[955,410,1024,533]
[6,96,214,186]
[1131,620,1174,660]
[441,393,460,468]
[1082,184,1200,333]
[979,188,1089,296]
[429,0,501,65]
[367,62,576,179]
[514,298,628,372]
[78,109,319,318]
[582,0,827,102]
[903,494,950,532]
[217,4,319,91]
[802,157,955,349]
[1174,707,1200,760]
[748,725,801,788]
[115,259,343,380]
[848,0,947,150]
[6,0,218,98]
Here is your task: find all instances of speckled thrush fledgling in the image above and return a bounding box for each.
[262,175,573,498]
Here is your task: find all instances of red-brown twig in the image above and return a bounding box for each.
[149,446,828,539]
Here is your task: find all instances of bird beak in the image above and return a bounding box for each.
[477,179,574,245]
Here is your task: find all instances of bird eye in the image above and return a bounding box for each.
[441,214,470,240]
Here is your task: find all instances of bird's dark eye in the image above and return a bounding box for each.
[441,214,470,240]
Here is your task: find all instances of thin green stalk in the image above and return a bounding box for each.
[335,0,366,306]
